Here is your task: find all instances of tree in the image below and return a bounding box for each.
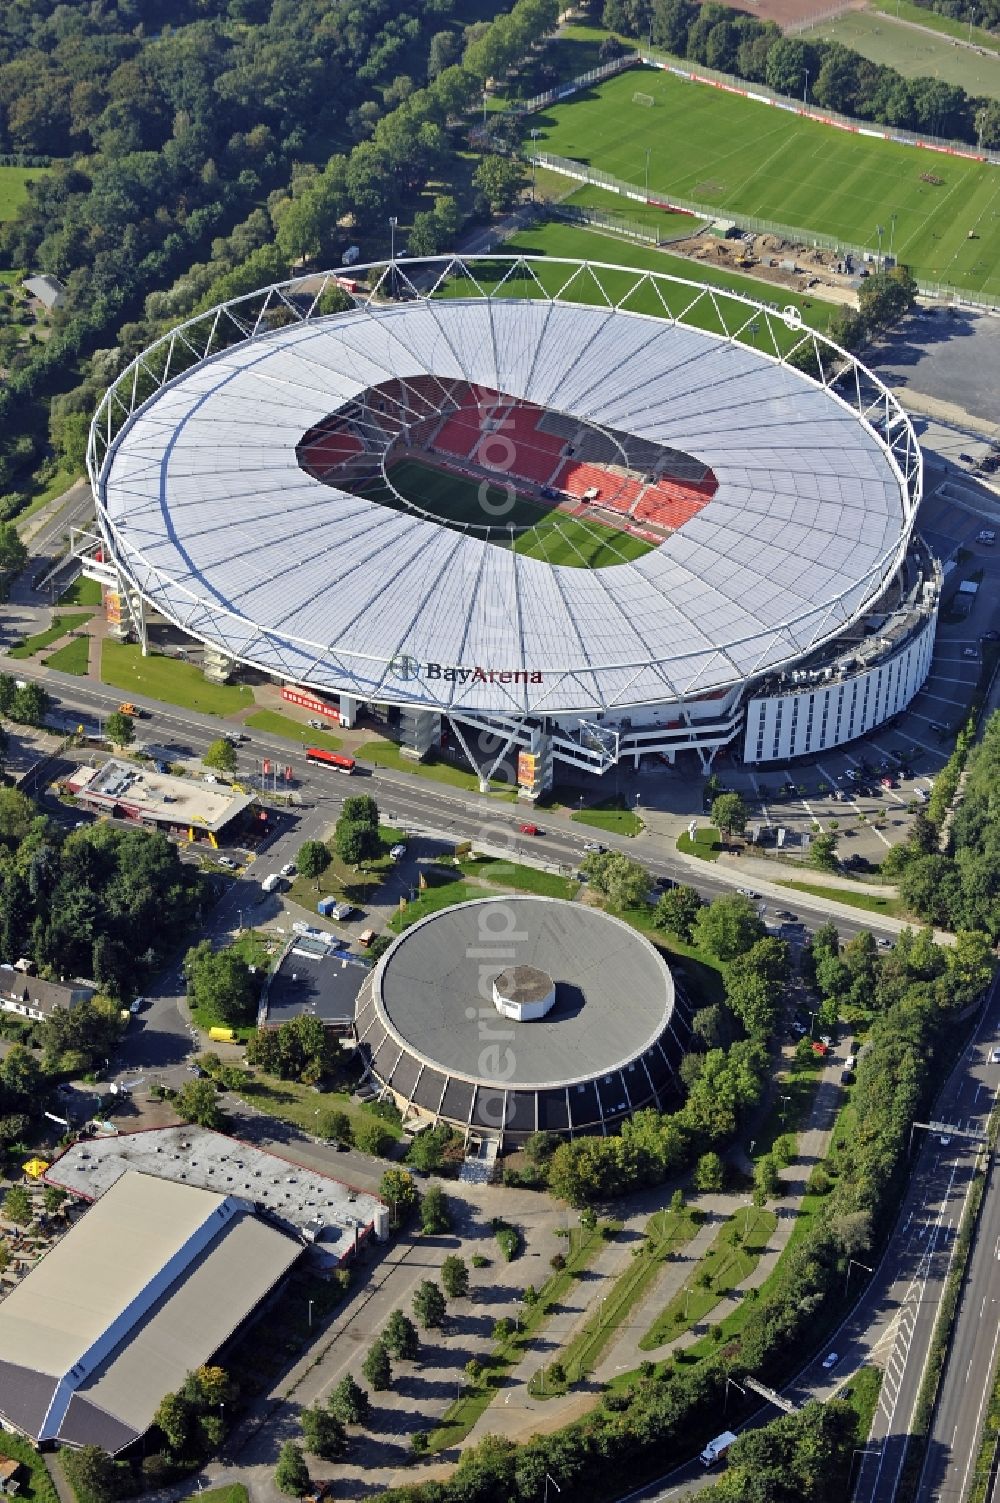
[3,1184,31,1223]
[353,1116,394,1157]
[420,1182,451,1234]
[341,794,378,827]
[362,1337,392,1391]
[473,154,526,212]
[808,832,840,873]
[66,1446,119,1503]
[694,1151,724,1192]
[10,681,50,726]
[153,1389,193,1452]
[379,1167,418,1224]
[753,1153,782,1201]
[654,884,703,941]
[275,1441,310,1497]
[184,940,257,1026]
[43,1184,67,1215]
[297,838,331,888]
[329,1372,369,1425]
[694,894,766,962]
[300,1404,348,1460]
[383,1308,419,1361]
[858,265,918,332]
[581,850,650,909]
[975,99,1000,150]
[440,1253,470,1299]
[317,1108,353,1147]
[335,820,381,866]
[711,792,749,840]
[104,711,135,749]
[408,1124,449,1173]
[202,738,237,776]
[0,522,27,574]
[412,1278,447,1329]
[174,1077,224,1130]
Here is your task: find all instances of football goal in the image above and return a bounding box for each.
[632,90,655,107]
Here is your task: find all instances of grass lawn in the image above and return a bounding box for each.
[429,1220,617,1450]
[0,164,50,221]
[639,1207,777,1350]
[0,1433,59,1503]
[802,8,1000,98]
[16,466,81,526]
[531,65,1000,297]
[101,641,253,715]
[676,825,722,861]
[44,635,90,674]
[870,0,1000,53]
[8,610,93,658]
[181,1490,249,1503]
[285,825,402,910]
[244,708,343,751]
[458,854,579,899]
[571,796,643,836]
[57,574,103,606]
[459,221,836,342]
[534,1205,701,1392]
[388,875,483,932]
[560,181,704,236]
[235,1073,401,1142]
[358,738,514,795]
[367,456,654,568]
[780,879,906,917]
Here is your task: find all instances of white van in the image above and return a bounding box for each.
[341,245,360,266]
[261,873,281,893]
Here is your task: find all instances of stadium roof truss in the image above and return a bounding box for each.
[88,255,922,723]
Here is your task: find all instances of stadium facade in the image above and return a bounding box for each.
[85,255,936,796]
[353,895,690,1146]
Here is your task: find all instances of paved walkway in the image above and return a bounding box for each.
[456,1043,846,1449]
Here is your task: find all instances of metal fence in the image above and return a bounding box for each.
[550,200,706,244]
[784,3,859,35]
[511,52,640,115]
[532,150,1000,311]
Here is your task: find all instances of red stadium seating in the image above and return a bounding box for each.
[301,428,364,477]
[553,460,643,513]
[633,478,712,531]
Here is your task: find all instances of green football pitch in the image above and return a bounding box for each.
[534,67,1000,297]
[364,457,655,568]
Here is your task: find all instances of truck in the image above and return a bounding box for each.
[699,1432,737,1469]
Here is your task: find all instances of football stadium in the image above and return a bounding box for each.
[353,894,691,1148]
[86,255,938,794]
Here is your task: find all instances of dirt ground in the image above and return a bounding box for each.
[723,0,865,32]
[669,228,860,304]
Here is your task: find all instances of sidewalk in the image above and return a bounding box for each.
[459,1046,846,1448]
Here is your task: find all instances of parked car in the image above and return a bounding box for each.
[736,887,761,899]
[280,862,296,877]
[876,937,893,950]
[982,630,999,642]
[129,996,146,1015]
[963,647,978,659]
[583,841,605,853]
[308,719,327,729]
[389,843,407,860]
[217,856,237,870]
[822,1352,839,1370]
[990,1048,1000,1064]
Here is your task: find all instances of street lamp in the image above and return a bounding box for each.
[889,212,897,264]
[803,69,809,105]
[876,222,884,269]
[531,128,539,201]
[845,1257,872,1295]
[308,1299,314,1329]
[389,216,397,264]
[644,147,651,198]
[724,1376,746,1414]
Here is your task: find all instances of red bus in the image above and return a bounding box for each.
[305,747,355,774]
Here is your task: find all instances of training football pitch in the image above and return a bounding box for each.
[366,457,655,568]
[534,67,1000,297]
[801,9,1000,100]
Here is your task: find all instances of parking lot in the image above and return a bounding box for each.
[716,526,998,869]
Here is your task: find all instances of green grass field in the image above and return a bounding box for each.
[464,219,837,338]
[100,641,253,715]
[802,9,1000,99]
[44,635,90,674]
[870,0,1000,53]
[0,165,49,222]
[372,456,655,568]
[9,611,93,658]
[57,575,103,606]
[533,66,1000,296]
[243,708,342,751]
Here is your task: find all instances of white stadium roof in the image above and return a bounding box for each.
[93,257,920,717]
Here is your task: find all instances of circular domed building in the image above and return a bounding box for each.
[353,895,690,1146]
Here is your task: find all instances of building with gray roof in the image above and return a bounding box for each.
[354,895,689,1146]
[0,1170,300,1453]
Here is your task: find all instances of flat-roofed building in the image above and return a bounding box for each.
[261,937,368,1033]
[0,1170,300,1453]
[63,759,255,844]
